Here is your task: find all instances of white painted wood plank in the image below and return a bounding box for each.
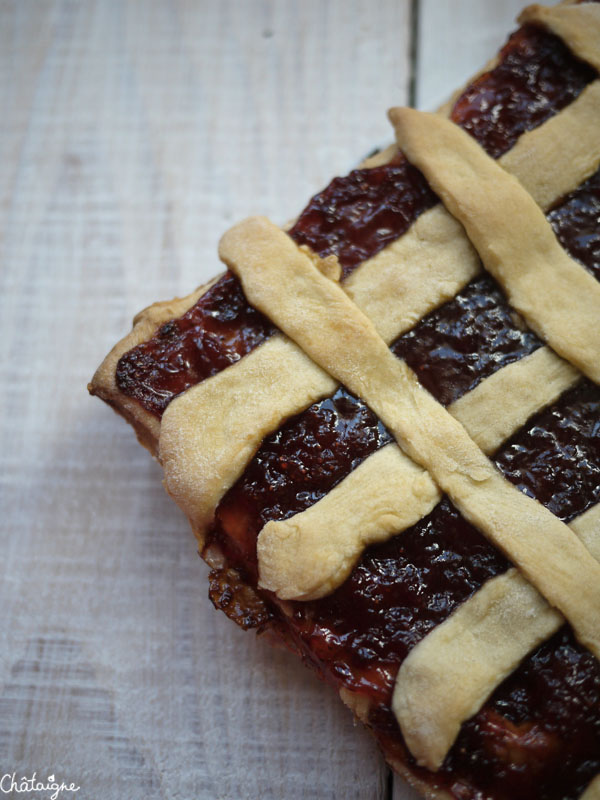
[417,0,527,111]
[0,1,412,799]
[393,2,533,798]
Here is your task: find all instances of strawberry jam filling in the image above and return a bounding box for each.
[115,273,274,416]
[289,159,436,278]
[548,167,600,282]
[371,625,600,800]
[391,274,541,406]
[449,24,596,159]
[441,627,600,800]
[115,23,595,415]
[211,387,393,584]
[495,380,600,522]
[290,24,595,263]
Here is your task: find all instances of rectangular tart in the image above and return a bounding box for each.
[90,4,600,799]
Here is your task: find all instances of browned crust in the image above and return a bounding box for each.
[88,274,223,456]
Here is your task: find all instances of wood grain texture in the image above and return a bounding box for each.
[0,2,529,799]
[416,0,527,111]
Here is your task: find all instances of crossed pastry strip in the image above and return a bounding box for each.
[92,4,600,794]
[161,77,600,541]
[213,184,600,648]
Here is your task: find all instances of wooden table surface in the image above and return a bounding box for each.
[1,2,524,798]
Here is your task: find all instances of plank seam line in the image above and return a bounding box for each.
[408,0,420,107]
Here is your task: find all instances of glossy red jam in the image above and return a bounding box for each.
[289,159,436,277]
[440,626,600,800]
[368,624,600,800]
[115,158,438,415]
[450,25,596,159]
[115,273,274,416]
[289,25,595,266]
[548,167,600,281]
[494,380,600,522]
[212,387,392,585]
[286,498,509,697]
[391,274,541,406]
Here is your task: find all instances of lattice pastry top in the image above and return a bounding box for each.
[91,4,600,799]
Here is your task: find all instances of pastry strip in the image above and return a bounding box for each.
[258,444,440,601]
[393,501,600,770]
[574,498,600,559]
[348,80,600,338]
[159,87,600,543]
[390,107,600,383]
[258,347,579,600]
[519,3,600,72]
[159,335,336,533]
[499,80,600,211]
[363,75,600,197]
[448,346,579,453]
[218,216,600,660]
[344,205,479,344]
[581,775,600,800]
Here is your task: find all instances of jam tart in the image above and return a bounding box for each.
[90,4,600,799]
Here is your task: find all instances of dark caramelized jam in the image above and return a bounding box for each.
[115,273,274,416]
[450,25,596,159]
[391,275,541,406]
[288,160,437,278]
[208,567,273,630]
[494,380,600,522]
[115,23,595,416]
[439,627,600,800]
[548,167,600,281]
